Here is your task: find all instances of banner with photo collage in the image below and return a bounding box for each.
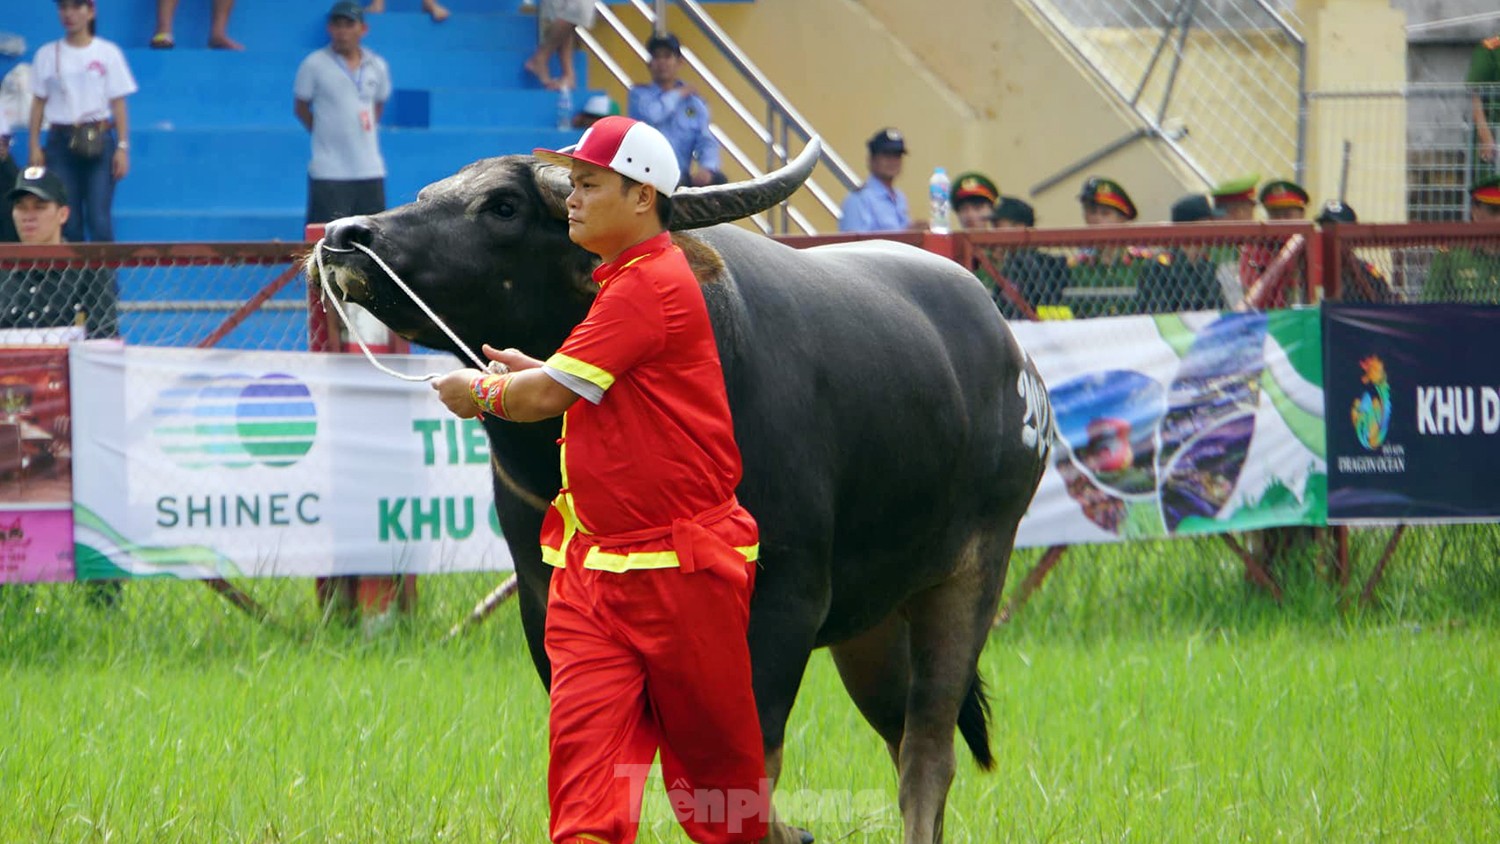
[1011,310,1327,548]
[0,346,75,584]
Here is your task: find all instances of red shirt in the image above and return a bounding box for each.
[540,232,757,572]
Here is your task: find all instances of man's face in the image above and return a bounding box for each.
[955,200,993,230]
[1082,202,1129,226]
[868,151,903,183]
[566,160,647,258]
[327,17,366,52]
[12,194,69,244]
[648,48,681,87]
[1265,206,1304,221]
[993,218,1027,230]
[1472,201,1500,223]
[1219,200,1256,221]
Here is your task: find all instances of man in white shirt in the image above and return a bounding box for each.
[26,0,137,243]
[293,1,392,225]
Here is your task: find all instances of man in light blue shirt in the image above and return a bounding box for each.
[293,1,392,225]
[839,128,911,233]
[627,33,724,187]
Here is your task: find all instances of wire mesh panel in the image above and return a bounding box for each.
[960,223,1316,320]
[1307,84,1496,224]
[1318,221,1500,303]
[1026,0,1304,184]
[0,244,313,351]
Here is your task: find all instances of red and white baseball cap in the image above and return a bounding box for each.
[534,115,681,196]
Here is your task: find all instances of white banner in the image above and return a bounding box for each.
[70,344,514,579]
[1013,310,1326,548]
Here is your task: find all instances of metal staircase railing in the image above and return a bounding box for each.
[578,0,859,235]
[1024,0,1306,196]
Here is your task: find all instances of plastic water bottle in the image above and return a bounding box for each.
[555,85,573,132]
[928,166,951,233]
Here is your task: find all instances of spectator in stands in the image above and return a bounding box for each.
[27,0,138,243]
[523,0,593,92]
[950,171,997,230]
[1316,200,1398,303]
[1468,34,1500,178]
[840,128,910,233]
[1424,177,1500,302]
[571,92,618,129]
[366,0,450,23]
[4,167,119,338]
[1138,194,1228,313]
[1210,174,1259,221]
[150,0,243,51]
[627,33,725,187]
[294,1,393,225]
[1259,179,1309,220]
[987,195,1070,320]
[1071,177,1148,317]
[0,134,18,242]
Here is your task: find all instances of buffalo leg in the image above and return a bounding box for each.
[829,612,912,766]
[898,532,1010,844]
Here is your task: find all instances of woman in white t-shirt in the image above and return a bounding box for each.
[26,0,138,243]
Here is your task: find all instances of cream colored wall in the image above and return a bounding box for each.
[1296,0,1408,221]
[585,0,1404,229]
[587,0,1198,230]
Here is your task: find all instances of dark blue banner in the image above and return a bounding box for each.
[1324,304,1500,523]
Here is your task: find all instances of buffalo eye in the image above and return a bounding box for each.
[485,199,518,220]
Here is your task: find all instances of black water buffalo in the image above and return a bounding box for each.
[313,141,1052,844]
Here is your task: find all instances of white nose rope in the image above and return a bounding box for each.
[312,238,506,381]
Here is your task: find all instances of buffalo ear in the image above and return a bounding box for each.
[532,162,571,219]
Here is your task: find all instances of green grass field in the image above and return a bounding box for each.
[4,526,1498,843]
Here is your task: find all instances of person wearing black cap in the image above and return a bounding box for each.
[978,195,1071,320]
[2,166,119,337]
[1136,195,1228,313]
[840,128,911,232]
[626,33,725,187]
[1425,177,1500,302]
[294,1,393,225]
[1310,201,1398,303]
[27,0,138,243]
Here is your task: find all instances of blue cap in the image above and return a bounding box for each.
[328,1,364,22]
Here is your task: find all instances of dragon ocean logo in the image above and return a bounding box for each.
[152,373,317,469]
[1350,355,1391,451]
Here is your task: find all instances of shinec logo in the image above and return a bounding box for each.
[1350,355,1391,451]
[152,373,317,469]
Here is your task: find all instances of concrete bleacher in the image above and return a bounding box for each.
[2,0,601,243]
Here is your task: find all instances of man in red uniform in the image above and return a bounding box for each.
[431,115,768,844]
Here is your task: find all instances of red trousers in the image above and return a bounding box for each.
[545,558,768,844]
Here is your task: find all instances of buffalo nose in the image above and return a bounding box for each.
[324,216,376,251]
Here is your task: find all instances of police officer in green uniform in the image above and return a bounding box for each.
[986,195,1071,319]
[1259,179,1310,220]
[1210,174,1260,221]
[1138,194,1229,313]
[950,171,999,231]
[1425,175,1500,302]
[1468,34,1500,180]
[1068,176,1153,317]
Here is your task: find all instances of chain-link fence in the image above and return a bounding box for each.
[4,225,1499,636]
[1308,83,1500,223]
[1025,0,1304,186]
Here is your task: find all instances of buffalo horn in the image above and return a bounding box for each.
[670,137,821,230]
